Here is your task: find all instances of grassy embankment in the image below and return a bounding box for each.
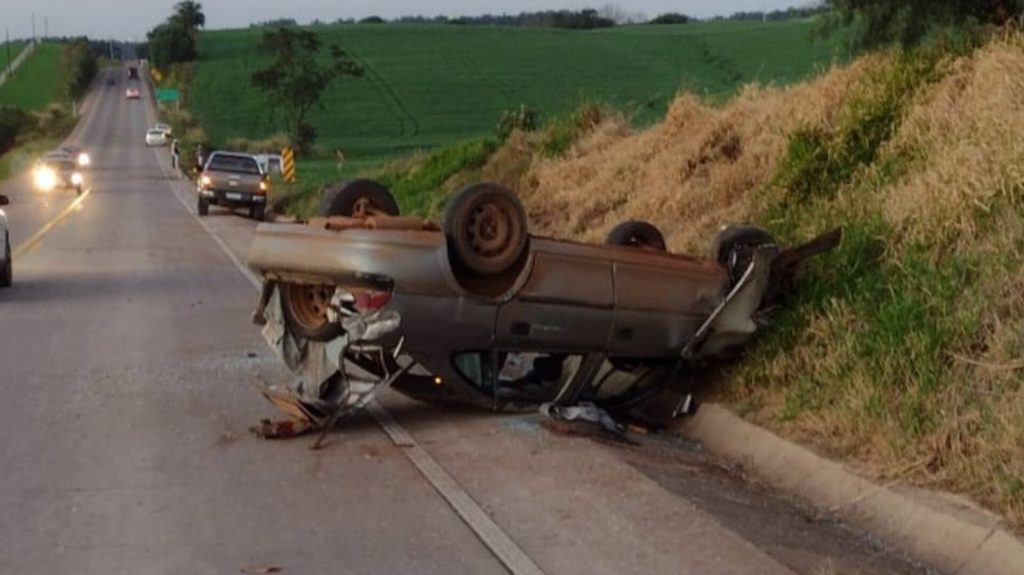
[178,20,848,215]
[438,30,1022,528]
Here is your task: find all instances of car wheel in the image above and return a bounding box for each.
[197,196,209,216]
[280,282,345,342]
[605,221,667,251]
[711,225,778,278]
[250,204,266,222]
[1,233,11,288]
[320,180,399,217]
[444,183,529,276]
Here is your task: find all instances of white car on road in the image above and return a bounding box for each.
[0,194,11,287]
[153,123,172,136]
[145,129,169,147]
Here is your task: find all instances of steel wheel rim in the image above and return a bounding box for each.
[286,284,334,331]
[466,201,514,258]
[352,197,373,218]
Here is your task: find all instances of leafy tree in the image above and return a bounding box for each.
[251,27,364,153]
[650,13,691,24]
[172,1,206,33]
[145,1,205,68]
[146,22,197,69]
[61,39,99,102]
[821,0,1024,48]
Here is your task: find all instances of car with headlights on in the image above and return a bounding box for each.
[145,128,169,147]
[196,151,269,221]
[59,145,91,169]
[0,194,11,288]
[33,155,85,195]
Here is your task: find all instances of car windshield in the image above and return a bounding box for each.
[207,155,260,175]
[45,160,76,171]
[147,130,163,136]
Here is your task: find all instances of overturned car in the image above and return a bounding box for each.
[248,180,839,428]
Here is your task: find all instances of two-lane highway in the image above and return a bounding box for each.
[0,69,505,575]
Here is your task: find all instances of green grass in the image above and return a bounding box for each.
[191,20,849,170]
[0,43,65,111]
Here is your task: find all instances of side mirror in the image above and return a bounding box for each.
[0,195,9,206]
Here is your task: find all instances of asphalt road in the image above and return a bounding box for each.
[0,69,941,575]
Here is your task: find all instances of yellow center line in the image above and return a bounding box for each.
[12,188,93,259]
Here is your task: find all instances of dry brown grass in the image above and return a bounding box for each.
[884,34,1024,249]
[508,56,882,253]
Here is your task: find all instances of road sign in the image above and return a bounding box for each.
[155,89,179,102]
[282,148,296,183]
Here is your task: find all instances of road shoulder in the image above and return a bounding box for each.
[680,403,1024,575]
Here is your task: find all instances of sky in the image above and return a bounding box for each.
[2,1,810,41]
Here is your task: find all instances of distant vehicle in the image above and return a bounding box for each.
[197,151,269,221]
[247,181,841,425]
[33,155,85,195]
[106,77,116,87]
[59,145,91,169]
[145,129,169,147]
[255,153,283,175]
[125,87,141,99]
[127,66,139,80]
[0,194,10,288]
[153,123,172,136]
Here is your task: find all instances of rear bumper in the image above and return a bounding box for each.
[200,188,266,205]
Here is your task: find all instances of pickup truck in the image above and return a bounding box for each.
[197,151,269,221]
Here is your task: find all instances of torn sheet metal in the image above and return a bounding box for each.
[253,284,401,434]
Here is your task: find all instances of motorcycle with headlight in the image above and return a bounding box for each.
[32,158,85,195]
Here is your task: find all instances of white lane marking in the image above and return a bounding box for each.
[12,189,93,259]
[151,138,546,575]
[368,402,546,575]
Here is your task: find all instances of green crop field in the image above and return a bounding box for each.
[0,43,64,111]
[190,20,849,168]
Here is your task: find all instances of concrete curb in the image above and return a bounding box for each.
[680,403,1024,575]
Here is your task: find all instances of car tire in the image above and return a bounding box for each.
[711,225,778,278]
[605,221,667,251]
[320,180,399,218]
[444,183,529,276]
[1,233,11,288]
[250,204,266,222]
[280,282,345,342]
[197,196,209,216]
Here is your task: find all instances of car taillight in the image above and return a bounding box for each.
[352,290,392,312]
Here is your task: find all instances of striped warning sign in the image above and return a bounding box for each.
[282,147,296,183]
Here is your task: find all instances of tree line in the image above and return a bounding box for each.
[144,1,205,70]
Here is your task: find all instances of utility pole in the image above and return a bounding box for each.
[31,13,36,44]
[6,29,11,77]
[44,16,48,40]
